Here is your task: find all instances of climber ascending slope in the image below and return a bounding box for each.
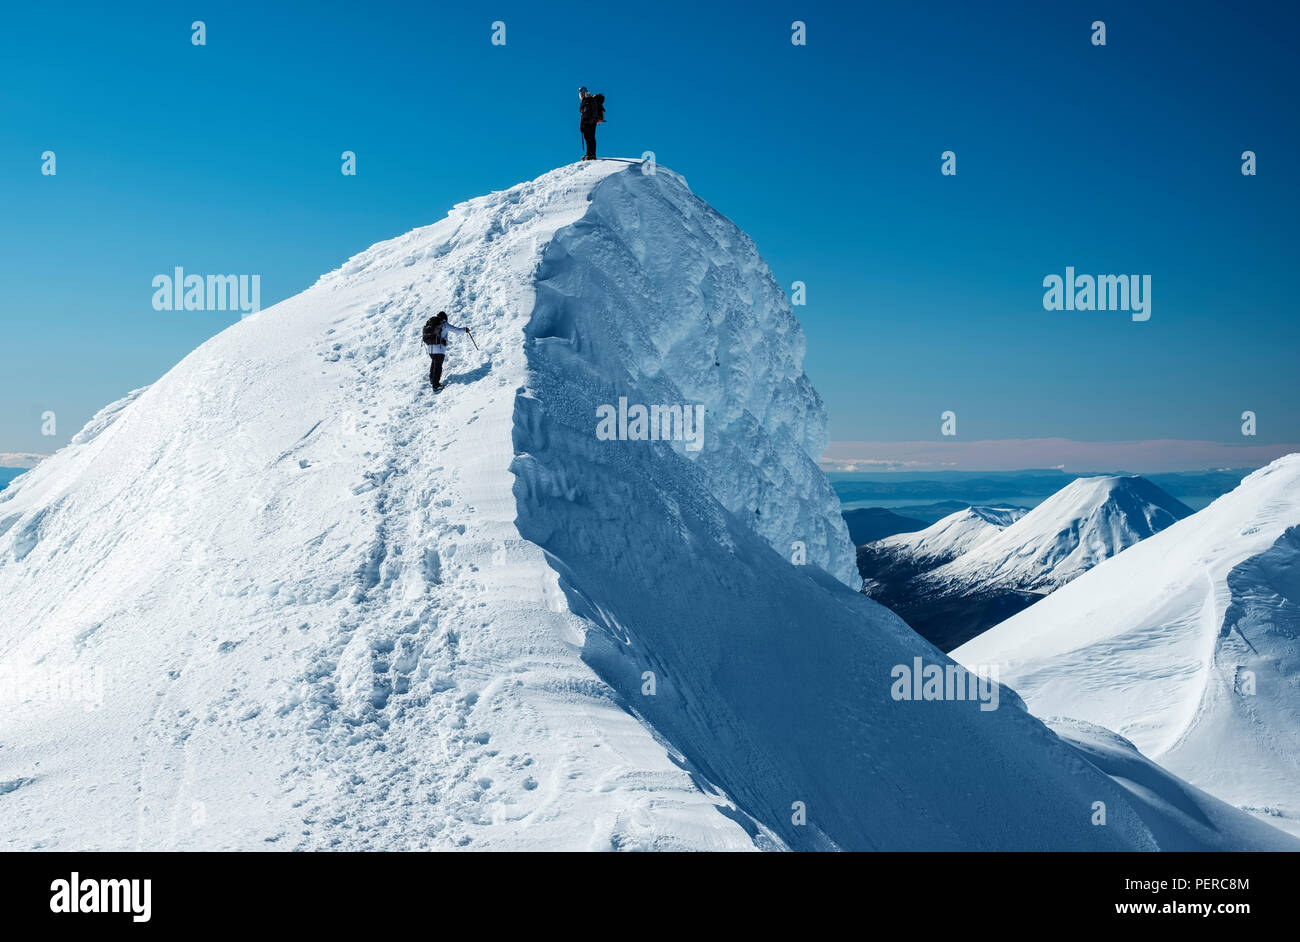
[421,310,471,391]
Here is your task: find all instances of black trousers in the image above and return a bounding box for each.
[429,354,444,388]
[581,122,597,159]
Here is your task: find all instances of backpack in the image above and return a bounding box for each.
[422,317,446,346]
[592,94,606,123]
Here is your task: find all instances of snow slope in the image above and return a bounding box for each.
[1048,717,1299,851]
[955,457,1300,835]
[871,505,1025,568]
[0,162,1292,851]
[0,162,758,851]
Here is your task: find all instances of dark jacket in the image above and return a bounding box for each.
[579,95,600,127]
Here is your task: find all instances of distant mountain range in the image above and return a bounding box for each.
[831,468,1254,506]
[857,475,1193,650]
[841,507,928,544]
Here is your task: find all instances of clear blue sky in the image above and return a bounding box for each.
[2,0,1297,457]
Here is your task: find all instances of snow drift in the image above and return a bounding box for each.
[955,457,1300,836]
[0,162,1292,851]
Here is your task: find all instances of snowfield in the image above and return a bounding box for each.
[955,457,1300,836]
[0,162,1294,851]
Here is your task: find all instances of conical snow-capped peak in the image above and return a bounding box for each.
[924,474,1192,592]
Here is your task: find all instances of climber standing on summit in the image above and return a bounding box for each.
[422,310,471,392]
[578,86,604,161]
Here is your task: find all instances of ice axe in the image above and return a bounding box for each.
[465,328,480,352]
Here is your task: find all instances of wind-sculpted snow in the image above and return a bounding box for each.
[956,456,1300,836]
[510,166,1296,850]
[0,162,1291,851]
[520,167,856,587]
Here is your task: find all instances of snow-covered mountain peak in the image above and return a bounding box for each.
[924,474,1192,592]
[0,162,1291,851]
[873,504,1025,564]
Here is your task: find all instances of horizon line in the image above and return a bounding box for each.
[821,438,1300,474]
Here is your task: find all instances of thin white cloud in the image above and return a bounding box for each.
[0,453,48,469]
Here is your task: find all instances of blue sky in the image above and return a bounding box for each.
[2,0,1297,465]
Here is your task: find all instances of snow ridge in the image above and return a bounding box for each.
[0,163,1293,851]
[0,161,758,850]
[509,166,1295,850]
[873,505,1026,567]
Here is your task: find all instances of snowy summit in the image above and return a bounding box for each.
[0,162,1292,852]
